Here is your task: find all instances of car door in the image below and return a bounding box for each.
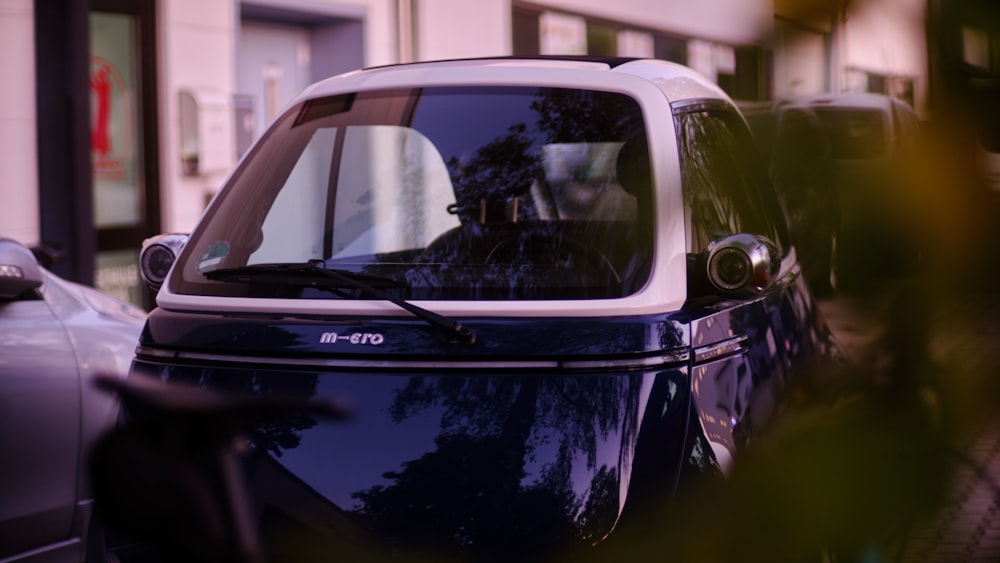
[0,270,81,558]
[673,101,810,472]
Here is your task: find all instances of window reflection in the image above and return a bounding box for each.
[176,87,654,300]
[675,107,788,256]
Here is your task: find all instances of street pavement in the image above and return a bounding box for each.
[817,281,1000,562]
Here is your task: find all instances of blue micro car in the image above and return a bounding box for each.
[118,56,839,561]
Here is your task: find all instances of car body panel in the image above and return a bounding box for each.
[125,273,833,560]
[0,239,145,563]
[0,288,81,556]
[128,353,692,560]
[688,272,832,471]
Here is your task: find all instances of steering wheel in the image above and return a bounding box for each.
[484,232,622,285]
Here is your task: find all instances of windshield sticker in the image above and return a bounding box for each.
[320,332,385,346]
[197,242,229,273]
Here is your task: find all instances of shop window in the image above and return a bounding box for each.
[715,46,771,102]
[655,34,687,64]
[512,6,541,56]
[587,22,618,56]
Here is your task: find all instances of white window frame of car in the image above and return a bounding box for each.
[155,64,694,318]
[671,98,797,295]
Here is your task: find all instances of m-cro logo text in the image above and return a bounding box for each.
[320,332,385,345]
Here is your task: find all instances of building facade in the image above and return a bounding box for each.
[1,0,929,307]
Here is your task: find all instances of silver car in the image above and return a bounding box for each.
[0,238,145,563]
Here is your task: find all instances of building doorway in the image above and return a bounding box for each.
[89,0,161,308]
[34,0,160,308]
[237,3,365,153]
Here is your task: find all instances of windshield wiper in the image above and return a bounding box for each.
[204,261,476,346]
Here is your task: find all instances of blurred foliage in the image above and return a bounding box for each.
[578,1,1000,560]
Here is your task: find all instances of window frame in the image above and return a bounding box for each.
[670,99,791,258]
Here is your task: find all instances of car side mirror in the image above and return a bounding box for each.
[139,234,189,290]
[0,238,45,299]
[704,233,780,297]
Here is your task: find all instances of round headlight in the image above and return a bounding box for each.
[709,247,752,291]
[139,244,175,288]
[139,234,188,289]
[704,233,779,296]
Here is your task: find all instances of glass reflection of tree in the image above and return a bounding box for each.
[351,373,637,558]
[412,89,646,300]
[446,123,541,218]
[677,113,745,251]
[577,464,620,543]
[244,371,321,456]
[162,326,320,457]
[406,123,541,298]
[531,89,644,144]
[351,426,583,558]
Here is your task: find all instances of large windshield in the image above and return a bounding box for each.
[172,86,654,300]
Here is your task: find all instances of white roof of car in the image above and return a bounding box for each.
[296,56,731,107]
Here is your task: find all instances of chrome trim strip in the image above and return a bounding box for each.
[562,351,689,369]
[135,346,690,371]
[152,289,691,319]
[0,538,83,563]
[175,352,562,370]
[693,335,748,364]
[136,345,178,358]
[670,98,733,114]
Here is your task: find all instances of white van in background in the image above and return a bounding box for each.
[770,92,924,291]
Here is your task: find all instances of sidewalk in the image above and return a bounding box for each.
[817,284,1000,562]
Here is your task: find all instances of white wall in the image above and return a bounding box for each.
[158,0,238,234]
[531,0,774,45]
[842,0,926,111]
[246,0,397,66]
[415,0,510,60]
[413,0,775,63]
[353,0,397,67]
[773,18,829,97]
[844,0,925,76]
[0,0,39,245]
[772,0,927,111]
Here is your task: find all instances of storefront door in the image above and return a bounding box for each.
[90,0,160,308]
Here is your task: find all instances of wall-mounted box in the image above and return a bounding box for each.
[178,88,233,176]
